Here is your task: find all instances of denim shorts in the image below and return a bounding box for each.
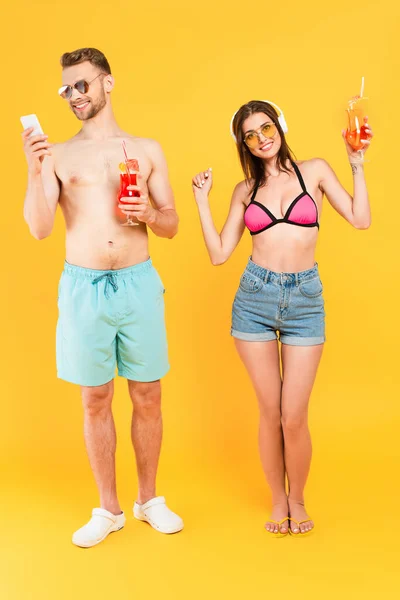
[231,258,325,346]
[56,258,169,387]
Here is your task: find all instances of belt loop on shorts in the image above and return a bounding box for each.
[264,269,270,284]
[295,273,299,286]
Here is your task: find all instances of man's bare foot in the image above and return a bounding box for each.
[288,498,314,534]
[265,500,289,535]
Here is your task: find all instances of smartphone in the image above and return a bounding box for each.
[20,114,44,137]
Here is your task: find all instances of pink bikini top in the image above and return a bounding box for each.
[244,161,319,235]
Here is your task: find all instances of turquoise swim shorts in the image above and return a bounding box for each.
[56,258,169,387]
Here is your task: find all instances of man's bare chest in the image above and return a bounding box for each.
[55,142,151,188]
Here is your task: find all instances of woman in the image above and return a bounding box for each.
[192,99,372,536]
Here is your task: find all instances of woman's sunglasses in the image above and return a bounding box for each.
[244,122,277,149]
[58,73,106,100]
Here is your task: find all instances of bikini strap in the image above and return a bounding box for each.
[291,161,307,194]
[250,184,259,202]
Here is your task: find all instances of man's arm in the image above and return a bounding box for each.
[119,139,178,239]
[22,128,60,240]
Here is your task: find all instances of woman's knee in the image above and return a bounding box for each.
[281,411,309,436]
[258,396,282,426]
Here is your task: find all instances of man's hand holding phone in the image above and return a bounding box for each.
[20,115,52,176]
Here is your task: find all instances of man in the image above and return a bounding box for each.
[22,47,183,547]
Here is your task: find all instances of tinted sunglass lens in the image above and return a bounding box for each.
[75,80,89,94]
[262,124,276,138]
[59,85,72,99]
[246,135,259,149]
[244,135,254,148]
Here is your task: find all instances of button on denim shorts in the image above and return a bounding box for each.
[231,258,325,346]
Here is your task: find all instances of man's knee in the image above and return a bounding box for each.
[129,381,161,417]
[81,381,113,416]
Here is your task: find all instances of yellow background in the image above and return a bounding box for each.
[1,0,399,597]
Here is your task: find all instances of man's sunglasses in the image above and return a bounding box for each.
[58,73,106,100]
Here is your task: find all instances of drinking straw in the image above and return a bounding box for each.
[360,76,365,98]
[122,140,131,185]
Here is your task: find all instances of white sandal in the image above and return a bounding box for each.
[133,496,183,534]
[72,508,126,548]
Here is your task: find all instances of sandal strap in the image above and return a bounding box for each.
[297,519,312,525]
[290,518,313,525]
[269,517,290,526]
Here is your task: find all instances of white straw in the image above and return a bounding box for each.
[122,140,131,186]
[360,76,365,98]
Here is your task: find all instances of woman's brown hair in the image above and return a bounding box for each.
[232,100,296,194]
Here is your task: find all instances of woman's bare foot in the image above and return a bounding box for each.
[288,498,314,534]
[265,500,289,535]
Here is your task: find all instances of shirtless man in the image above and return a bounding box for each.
[22,47,183,547]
